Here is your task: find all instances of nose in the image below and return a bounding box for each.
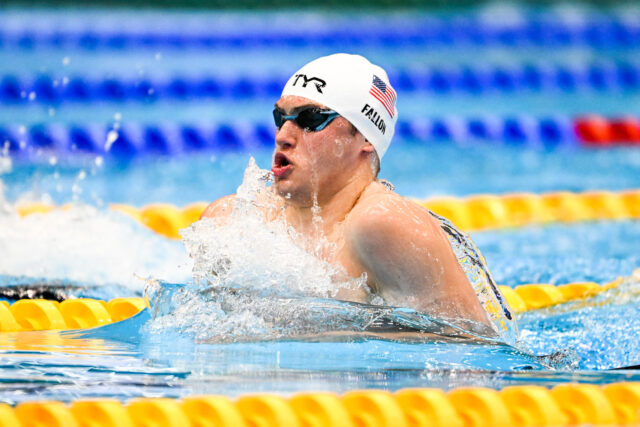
[275,119,299,150]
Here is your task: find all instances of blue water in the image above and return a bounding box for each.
[1,6,640,403]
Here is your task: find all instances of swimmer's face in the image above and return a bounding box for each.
[272,95,369,206]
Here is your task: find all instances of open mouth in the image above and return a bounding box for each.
[273,152,291,167]
[272,152,293,178]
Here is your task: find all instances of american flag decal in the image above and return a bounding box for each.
[369,75,396,118]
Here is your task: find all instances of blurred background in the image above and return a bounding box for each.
[2,1,640,208]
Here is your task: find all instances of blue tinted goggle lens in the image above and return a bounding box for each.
[273,107,340,132]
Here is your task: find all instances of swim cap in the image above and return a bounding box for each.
[281,53,398,159]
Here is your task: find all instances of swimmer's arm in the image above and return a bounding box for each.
[347,199,490,325]
[200,195,236,221]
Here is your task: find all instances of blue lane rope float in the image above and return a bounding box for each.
[2,62,639,105]
[3,13,640,51]
[4,115,638,157]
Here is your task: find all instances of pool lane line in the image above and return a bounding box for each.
[1,382,640,426]
[3,11,640,52]
[0,298,146,332]
[4,117,640,157]
[0,274,632,333]
[3,62,640,104]
[12,189,640,239]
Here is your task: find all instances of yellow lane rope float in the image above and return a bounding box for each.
[14,189,640,239]
[0,382,639,426]
[0,276,628,333]
[0,298,147,332]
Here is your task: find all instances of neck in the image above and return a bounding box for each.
[284,167,373,237]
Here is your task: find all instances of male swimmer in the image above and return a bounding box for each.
[202,54,491,327]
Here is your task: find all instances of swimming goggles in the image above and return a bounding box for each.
[273,107,340,132]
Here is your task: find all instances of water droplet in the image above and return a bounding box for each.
[114,112,122,121]
[48,156,57,166]
[105,130,119,151]
[62,57,70,65]
[155,52,162,60]
[48,108,55,117]
[95,156,104,167]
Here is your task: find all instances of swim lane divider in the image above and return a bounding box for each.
[4,117,640,158]
[14,188,640,239]
[0,297,147,332]
[1,382,640,426]
[0,276,628,332]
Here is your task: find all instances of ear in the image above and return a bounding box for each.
[360,141,375,154]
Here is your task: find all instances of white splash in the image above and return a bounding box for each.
[183,158,365,298]
[0,205,190,290]
[148,158,371,339]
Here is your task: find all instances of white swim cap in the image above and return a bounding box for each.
[281,53,398,159]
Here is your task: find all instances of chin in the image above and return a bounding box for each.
[275,182,312,206]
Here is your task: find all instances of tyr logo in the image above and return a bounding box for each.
[292,74,326,93]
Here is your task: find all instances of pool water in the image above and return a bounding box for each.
[1,5,640,404]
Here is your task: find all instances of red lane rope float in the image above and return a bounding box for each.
[575,115,640,146]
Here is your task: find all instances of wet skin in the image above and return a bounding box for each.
[202,95,491,327]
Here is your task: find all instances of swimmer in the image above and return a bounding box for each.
[202,54,491,326]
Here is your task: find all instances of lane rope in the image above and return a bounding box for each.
[5,117,640,158]
[0,383,639,426]
[14,189,640,238]
[3,11,640,51]
[3,62,640,105]
[0,274,634,333]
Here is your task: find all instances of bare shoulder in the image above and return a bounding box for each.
[200,194,237,220]
[346,182,441,239]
